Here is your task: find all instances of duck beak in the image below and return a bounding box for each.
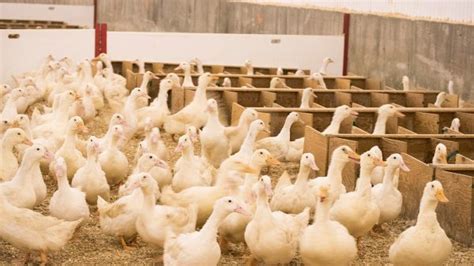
[435,188,449,203]
[174,143,184,153]
[43,151,54,161]
[351,110,359,117]
[174,66,182,71]
[210,76,219,82]
[81,125,89,134]
[310,160,319,171]
[266,157,281,166]
[234,205,251,216]
[298,118,306,124]
[312,93,318,98]
[399,158,410,172]
[348,151,360,162]
[374,158,387,167]
[396,111,405,118]
[23,139,33,145]
[155,160,168,169]
[263,127,271,134]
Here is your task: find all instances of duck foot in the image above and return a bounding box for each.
[40,251,48,266]
[119,236,136,251]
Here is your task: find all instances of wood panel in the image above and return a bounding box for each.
[328,137,358,191]
[414,112,439,134]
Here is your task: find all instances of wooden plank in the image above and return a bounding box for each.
[230,103,245,126]
[238,77,253,87]
[275,91,299,107]
[398,126,417,134]
[170,86,184,113]
[366,78,381,90]
[382,138,408,158]
[351,103,366,108]
[260,91,276,107]
[223,91,238,117]
[414,112,439,134]
[399,153,434,219]
[304,126,328,175]
[184,90,195,105]
[352,126,369,134]
[370,92,389,107]
[455,154,474,164]
[406,92,425,107]
[328,137,359,191]
[431,138,460,164]
[435,169,473,246]
[444,94,459,107]
[334,78,351,90]
[334,91,352,106]
[456,112,474,134]
[292,112,312,139]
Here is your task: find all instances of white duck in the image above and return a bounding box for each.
[330,149,385,239]
[0,144,52,209]
[172,134,213,192]
[135,125,168,161]
[164,197,248,266]
[72,136,110,205]
[310,72,328,89]
[0,128,32,181]
[245,175,310,265]
[269,77,289,89]
[120,87,150,140]
[132,174,198,248]
[299,184,357,266]
[99,125,129,185]
[164,73,215,135]
[276,67,284,76]
[318,57,334,75]
[449,117,460,132]
[49,157,90,222]
[0,192,81,265]
[432,143,448,165]
[227,108,258,154]
[98,113,128,150]
[200,98,230,167]
[136,78,173,130]
[389,180,452,266]
[372,153,410,226]
[309,145,360,203]
[175,61,195,88]
[190,57,204,74]
[434,91,448,107]
[299,87,318,108]
[97,173,152,249]
[221,77,232,87]
[256,112,302,160]
[372,104,405,134]
[132,153,171,189]
[368,146,387,186]
[402,75,410,91]
[53,116,88,179]
[322,105,358,134]
[271,153,319,213]
[133,59,146,74]
[244,59,254,75]
[1,88,25,123]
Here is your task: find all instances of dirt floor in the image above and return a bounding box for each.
[0,107,473,265]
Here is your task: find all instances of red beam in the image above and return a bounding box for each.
[95,23,107,56]
[342,13,350,76]
[93,0,97,28]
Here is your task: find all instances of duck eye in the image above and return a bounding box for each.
[227,199,232,203]
[259,151,263,155]
[368,154,371,157]
[342,148,346,152]
[305,156,309,159]
[431,184,434,188]
[17,132,21,136]
[149,155,153,159]
[36,148,40,151]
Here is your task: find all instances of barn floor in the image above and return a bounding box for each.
[0,107,472,265]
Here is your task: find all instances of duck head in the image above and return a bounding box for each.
[52,156,67,178]
[26,144,53,162]
[144,71,158,80]
[450,118,460,131]
[249,119,270,134]
[334,105,358,120]
[12,114,30,129]
[251,149,280,168]
[68,116,88,134]
[175,62,191,72]
[110,113,128,127]
[433,143,448,164]
[254,175,273,198]
[198,72,217,87]
[378,104,405,118]
[300,153,319,171]
[206,98,218,114]
[160,78,174,92]
[175,134,192,153]
[165,73,181,87]
[185,126,199,143]
[424,180,449,203]
[87,136,102,154]
[287,112,305,125]
[4,128,32,145]
[215,196,250,216]
[138,153,169,172]
[360,149,387,170]
[331,145,360,164]
[385,153,410,172]
[241,108,258,123]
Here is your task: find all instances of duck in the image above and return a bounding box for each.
[330,149,384,240]
[0,128,33,181]
[221,77,232,87]
[129,174,199,248]
[244,175,310,265]
[52,116,88,179]
[256,112,302,160]
[172,126,205,173]
[133,59,146,74]
[447,80,465,107]
[49,157,90,223]
[11,114,34,158]
[0,191,81,265]
[269,77,290,89]
[135,124,168,161]
[294,69,305,76]
[226,108,258,154]
[271,153,319,213]
[218,149,280,244]
[97,113,128,150]
[136,78,173,131]
[372,153,410,226]
[131,153,171,189]
[299,184,357,266]
[318,57,334,75]
[97,53,127,87]
[220,119,268,172]
[172,134,213,192]
[164,73,216,136]
[372,104,405,134]
[389,180,452,265]
[118,164,161,199]
[166,73,181,88]
[0,119,11,139]
[120,87,150,140]
[99,125,129,185]
[190,57,204,74]
[322,105,358,134]
[368,146,386,186]
[449,117,460,132]
[174,61,195,88]
[434,91,448,107]
[72,136,110,205]
[1,88,25,123]
[432,143,448,165]
[70,84,97,122]
[200,99,230,167]
[97,173,153,250]
[276,67,284,76]
[402,75,410,91]
[244,59,254,75]
[310,72,328,89]
[0,144,52,209]
[161,161,256,227]
[299,87,318,108]
[164,196,248,266]
[308,145,360,203]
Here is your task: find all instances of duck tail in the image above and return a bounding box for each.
[96,196,109,214]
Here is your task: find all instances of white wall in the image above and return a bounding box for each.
[0,29,94,84]
[246,0,474,24]
[108,32,344,74]
[0,3,94,28]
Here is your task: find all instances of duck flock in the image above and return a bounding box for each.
[0,54,460,265]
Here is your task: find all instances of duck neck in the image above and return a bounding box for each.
[294,164,311,190]
[300,93,310,108]
[194,84,207,103]
[63,128,77,148]
[327,159,346,187]
[155,88,169,106]
[357,165,374,194]
[314,198,331,225]
[15,156,37,182]
[200,208,229,240]
[86,149,99,163]
[319,61,329,74]
[417,196,440,228]
[373,113,389,134]
[1,137,15,151]
[140,75,151,89]
[276,118,294,140]
[239,128,258,156]
[324,115,343,134]
[208,111,220,124]
[182,145,194,161]
[57,173,70,191]
[255,190,272,220]
[381,165,397,191]
[141,189,156,211]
